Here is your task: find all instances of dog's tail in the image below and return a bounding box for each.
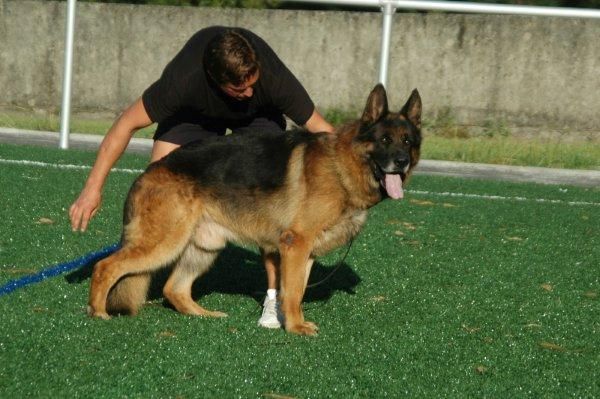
[106,274,152,316]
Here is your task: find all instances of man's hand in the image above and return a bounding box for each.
[67,97,152,233]
[304,109,334,134]
[69,188,102,232]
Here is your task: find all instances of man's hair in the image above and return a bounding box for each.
[203,30,259,86]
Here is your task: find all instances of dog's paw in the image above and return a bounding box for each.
[87,306,111,320]
[203,310,228,318]
[185,307,228,318]
[286,321,319,336]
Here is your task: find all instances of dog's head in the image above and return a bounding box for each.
[355,84,422,200]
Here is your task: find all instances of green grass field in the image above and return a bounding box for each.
[0,142,598,398]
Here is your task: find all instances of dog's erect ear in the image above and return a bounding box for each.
[400,89,422,129]
[361,83,388,124]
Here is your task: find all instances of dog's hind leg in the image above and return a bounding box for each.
[163,244,227,318]
[88,213,199,319]
[88,239,189,319]
[106,274,151,316]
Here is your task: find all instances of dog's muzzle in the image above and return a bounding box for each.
[373,157,409,200]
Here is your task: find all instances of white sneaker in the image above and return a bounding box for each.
[258,296,282,329]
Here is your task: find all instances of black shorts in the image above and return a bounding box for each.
[153,110,287,146]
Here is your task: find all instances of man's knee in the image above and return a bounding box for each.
[151,140,180,162]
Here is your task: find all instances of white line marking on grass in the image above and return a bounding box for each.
[2,157,598,207]
[407,190,599,207]
[0,158,144,174]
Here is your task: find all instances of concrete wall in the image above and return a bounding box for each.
[1,0,599,135]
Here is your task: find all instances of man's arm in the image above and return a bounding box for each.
[303,109,334,134]
[69,97,153,232]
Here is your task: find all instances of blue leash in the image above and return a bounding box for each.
[0,243,120,297]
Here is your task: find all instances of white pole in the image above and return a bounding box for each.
[59,0,77,150]
[378,1,396,87]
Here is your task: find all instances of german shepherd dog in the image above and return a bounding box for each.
[88,84,422,335]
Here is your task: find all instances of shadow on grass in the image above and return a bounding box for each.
[65,244,361,307]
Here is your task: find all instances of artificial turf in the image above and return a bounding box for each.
[0,143,598,398]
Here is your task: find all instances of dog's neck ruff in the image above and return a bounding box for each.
[332,125,382,209]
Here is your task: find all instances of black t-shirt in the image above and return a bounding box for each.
[142,26,315,127]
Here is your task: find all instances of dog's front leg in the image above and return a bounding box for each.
[278,230,318,336]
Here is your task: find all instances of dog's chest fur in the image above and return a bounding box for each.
[311,209,368,256]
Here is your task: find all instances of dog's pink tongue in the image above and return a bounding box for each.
[384,174,404,199]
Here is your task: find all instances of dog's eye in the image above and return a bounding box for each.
[381,136,391,145]
[404,138,411,145]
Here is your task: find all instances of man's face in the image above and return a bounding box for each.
[220,72,259,101]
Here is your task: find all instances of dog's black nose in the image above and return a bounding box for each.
[394,155,410,169]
